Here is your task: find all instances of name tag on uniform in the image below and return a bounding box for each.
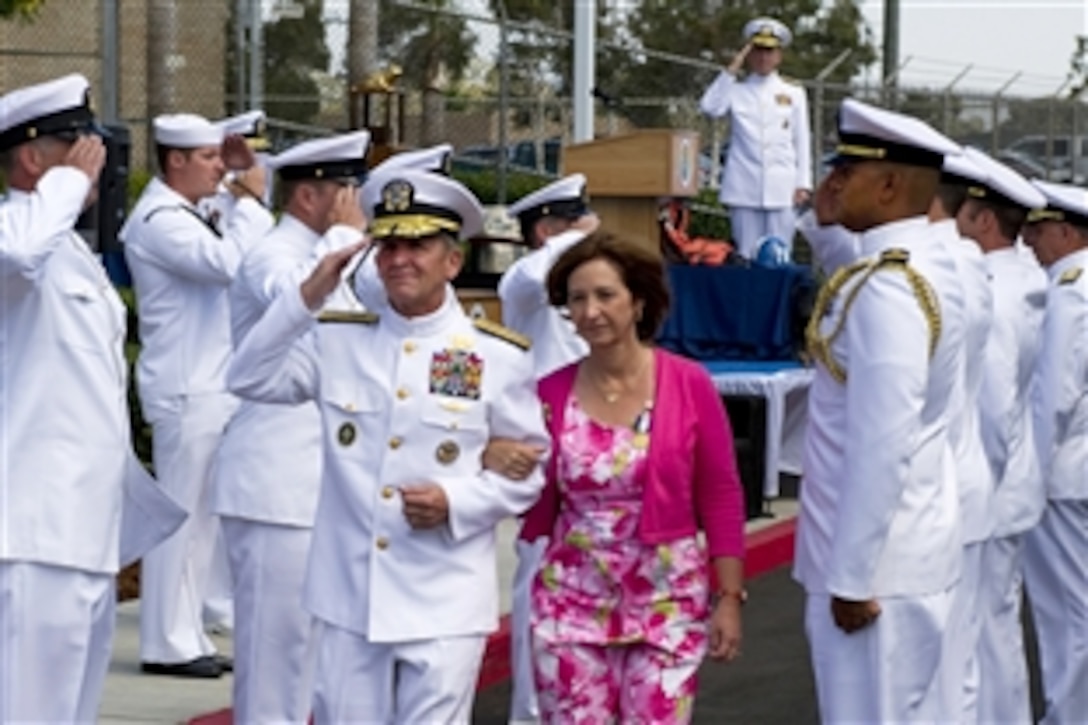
[430,349,484,400]
[775,93,793,106]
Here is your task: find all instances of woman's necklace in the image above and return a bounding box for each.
[592,350,650,404]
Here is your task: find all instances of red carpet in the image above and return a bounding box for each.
[188,516,796,725]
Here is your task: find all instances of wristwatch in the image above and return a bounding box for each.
[715,588,748,606]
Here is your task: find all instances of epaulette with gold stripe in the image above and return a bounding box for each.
[1059,267,1083,285]
[473,318,531,350]
[317,310,379,324]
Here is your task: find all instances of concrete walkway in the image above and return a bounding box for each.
[98,502,799,724]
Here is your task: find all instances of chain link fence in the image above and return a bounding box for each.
[4,0,1088,193]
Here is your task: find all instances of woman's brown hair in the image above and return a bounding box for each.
[546,229,670,342]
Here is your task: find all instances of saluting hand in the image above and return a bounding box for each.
[63,135,107,186]
[830,595,882,634]
[300,240,369,311]
[327,184,367,233]
[727,41,753,75]
[221,134,256,171]
[401,483,450,529]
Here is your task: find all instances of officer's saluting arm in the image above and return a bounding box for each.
[826,272,930,600]
[127,195,272,286]
[0,155,98,281]
[445,342,550,542]
[497,229,585,319]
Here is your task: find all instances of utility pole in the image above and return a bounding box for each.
[572,0,596,143]
[882,0,900,99]
[348,0,381,127]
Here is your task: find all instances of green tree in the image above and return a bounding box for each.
[0,0,44,19]
[379,0,476,144]
[226,0,330,124]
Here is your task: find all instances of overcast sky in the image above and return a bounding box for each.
[857,1,1085,95]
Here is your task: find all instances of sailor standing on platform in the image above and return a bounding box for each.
[1020,179,1088,725]
[952,149,1048,724]
[227,169,548,723]
[212,130,370,722]
[122,113,274,678]
[794,98,966,723]
[699,17,812,259]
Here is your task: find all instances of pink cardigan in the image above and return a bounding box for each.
[521,347,746,559]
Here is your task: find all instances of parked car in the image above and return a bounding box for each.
[1002,135,1088,183]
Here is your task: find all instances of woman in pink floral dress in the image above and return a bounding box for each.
[520,230,747,724]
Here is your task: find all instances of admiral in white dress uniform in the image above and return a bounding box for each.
[212,130,371,722]
[121,113,274,677]
[953,149,1048,724]
[793,98,967,723]
[1021,179,1088,725]
[699,17,812,258]
[227,169,548,723]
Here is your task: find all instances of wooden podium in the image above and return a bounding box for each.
[562,129,700,253]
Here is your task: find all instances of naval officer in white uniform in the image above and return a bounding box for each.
[0,74,121,722]
[952,149,1048,724]
[122,113,274,677]
[212,130,371,722]
[228,169,548,723]
[794,98,966,723]
[1020,179,1088,725]
[699,16,812,259]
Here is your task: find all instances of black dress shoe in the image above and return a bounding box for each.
[141,655,223,678]
[213,654,233,672]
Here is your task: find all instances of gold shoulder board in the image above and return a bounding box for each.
[473,318,531,350]
[1059,267,1083,285]
[878,248,910,265]
[317,310,379,324]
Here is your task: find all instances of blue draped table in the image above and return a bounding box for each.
[657,263,814,362]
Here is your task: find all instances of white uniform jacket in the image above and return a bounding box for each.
[699,70,812,209]
[1033,248,1088,500]
[0,167,128,573]
[212,214,324,526]
[497,229,589,378]
[794,217,965,599]
[120,177,273,409]
[227,286,549,641]
[936,220,995,545]
[980,247,1047,536]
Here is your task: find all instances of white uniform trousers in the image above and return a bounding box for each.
[140,392,236,663]
[1023,500,1088,725]
[729,206,797,260]
[0,562,115,723]
[222,517,316,724]
[312,622,486,725]
[509,536,547,724]
[976,534,1032,725]
[939,541,985,721]
[203,525,234,631]
[804,589,952,724]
